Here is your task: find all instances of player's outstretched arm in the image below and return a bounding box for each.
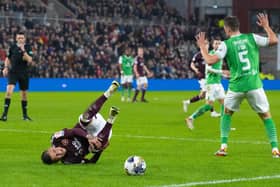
[133,63,139,78]
[196,32,220,65]
[2,57,10,77]
[87,151,103,163]
[257,13,278,45]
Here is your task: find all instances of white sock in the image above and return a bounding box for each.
[272,148,279,153]
[107,116,116,124]
[221,144,227,150]
[104,91,110,98]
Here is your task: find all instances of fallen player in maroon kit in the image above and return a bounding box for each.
[41,81,120,164]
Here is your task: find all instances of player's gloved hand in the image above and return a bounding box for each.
[88,136,103,152]
[88,136,102,148]
[101,141,110,150]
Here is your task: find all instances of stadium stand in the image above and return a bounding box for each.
[0,0,240,79]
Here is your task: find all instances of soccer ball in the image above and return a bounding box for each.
[124,156,146,176]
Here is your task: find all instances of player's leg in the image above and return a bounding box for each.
[120,75,125,101]
[186,98,213,130]
[192,102,214,119]
[96,106,120,150]
[259,112,280,157]
[80,81,120,125]
[121,84,125,102]
[247,88,280,157]
[0,73,17,121]
[19,74,32,121]
[218,99,224,116]
[0,84,15,121]
[208,91,220,117]
[185,85,215,130]
[20,90,32,121]
[215,108,234,156]
[182,79,206,112]
[123,83,128,102]
[215,90,244,156]
[217,84,226,117]
[132,78,140,102]
[127,82,132,102]
[141,77,148,102]
[211,84,225,118]
[127,75,133,102]
[183,95,200,112]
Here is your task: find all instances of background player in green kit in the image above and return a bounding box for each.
[186,37,229,130]
[118,46,134,102]
[196,13,279,157]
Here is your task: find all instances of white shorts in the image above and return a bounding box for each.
[198,79,206,92]
[205,83,225,101]
[120,75,133,84]
[224,88,270,113]
[136,76,148,86]
[79,113,112,140]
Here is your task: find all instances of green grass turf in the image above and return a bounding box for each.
[0,91,280,187]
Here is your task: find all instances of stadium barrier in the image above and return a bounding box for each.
[0,78,279,91]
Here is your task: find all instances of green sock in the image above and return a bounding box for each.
[128,87,131,98]
[220,113,231,144]
[121,86,125,97]
[220,104,224,116]
[264,118,278,149]
[192,104,212,119]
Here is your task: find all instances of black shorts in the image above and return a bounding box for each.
[8,72,29,90]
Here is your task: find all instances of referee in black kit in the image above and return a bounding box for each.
[0,31,33,121]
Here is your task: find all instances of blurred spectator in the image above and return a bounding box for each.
[0,0,228,79]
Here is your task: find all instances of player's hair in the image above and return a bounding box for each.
[211,36,221,44]
[212,35,221,41]
[224,16,240,32]
[41,150,54,164]
[17,31,25,35]
[15,31,25,40]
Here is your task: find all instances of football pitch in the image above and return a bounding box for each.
[0,91,280,187]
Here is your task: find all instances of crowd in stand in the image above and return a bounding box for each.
[0,0,224,79]
[0,0,47,16]
[59,0,185,25]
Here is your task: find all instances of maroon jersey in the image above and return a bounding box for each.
[51,128,90,164]
[50,94,108,164]
[191,52,206,79]
[134,56,146,76]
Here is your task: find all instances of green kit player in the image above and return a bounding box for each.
[196,13,279,157]
[186,38,229,130]
[118,47,134,102]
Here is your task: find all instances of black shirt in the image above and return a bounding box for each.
[7,43,33,73]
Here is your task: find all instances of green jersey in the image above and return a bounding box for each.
[223,33,262,92]
[206,50,222,84]
[119,55,134,75]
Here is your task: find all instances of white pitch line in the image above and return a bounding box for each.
[148,174,280,187]
[0,128,50,134]
[0,128,268,145]
[113,134,268,145]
